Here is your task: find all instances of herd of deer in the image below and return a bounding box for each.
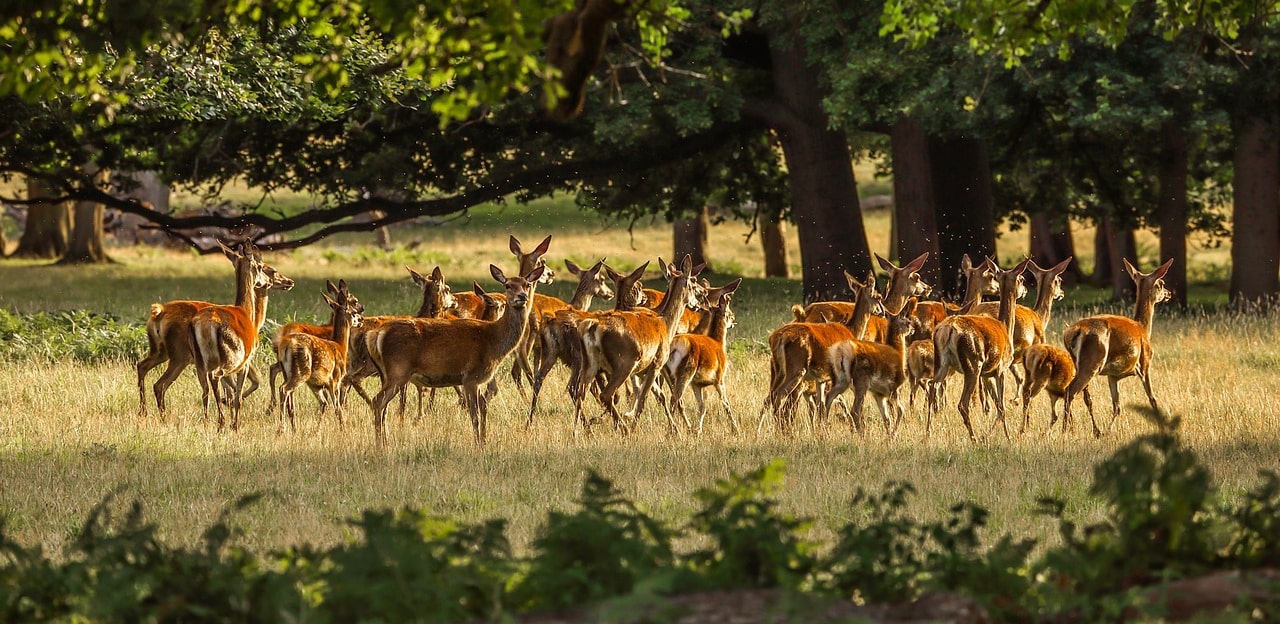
[132,235,1175,447]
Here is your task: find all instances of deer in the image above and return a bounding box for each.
[642,257,712,333]
[1061,258,1174,438]
[1008,258,1075,435]
[928,257,1030,442]
[573,255,704,436]
[762,270,883,433]
[825,298,920,436]
[339,265,458,411]
[972,257,1074,382]
[136,240,265,419]
[277,280,364,433]
[366,264,547,447]
[905,254,1000,416]
[189,246,294,431]
[524,258,626,424]
[791,252,931,342]
[662,278,744,435]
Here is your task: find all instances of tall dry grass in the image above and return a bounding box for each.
[0,198,1274,559]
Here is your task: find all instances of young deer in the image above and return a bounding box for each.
[662,278,744,435]
[367,264,547,446]
[340,265,457,409]
[929,258,1030,442]
[973,257,1074,381]
[573,255,703,436]
[762,271,882,432]
[277,280,364,433]
[1061,258,1174,438]
[136,241,263,418]
[791,252,930,343]
[525,258,623,424]
[906,254,999,414]
[1012,258,1075,435]
[642,257,711,333]
[825,299,920,436]
[190,248,293,431]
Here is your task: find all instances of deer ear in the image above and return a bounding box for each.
[604,264,623,282]
[431,266,444,281]
[657,257,669,276]
[1052,257,1074,275]
[490,264,508,284]
[525,264,547,284]
[629,261,651,282]
[472,281,486,297]
[681,254,694,273]
[1152,257,1175,280]
[326,279,338,295]
[1012,258,1031,276]
[844,270,862,290]
[509,235,522,256]
[692,262,706,277]
[874,253,894,272]
[723,277,743,296]
[906,252,929,272]
[564,259,583,275]
[337,279,348,293]
[1122,258,1140,280]
[961,254,973,270]
[218,240,240,261]
[533,234,552,257]
[589,259,606,274]
[406,266,426,285]
[322,293,338,309]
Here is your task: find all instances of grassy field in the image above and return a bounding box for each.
[1,193,1276,561]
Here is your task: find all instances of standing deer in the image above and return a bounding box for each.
[1061,258,1174,438]
[137,241,263,418]
[642,257,712,333]
[763,271,883,432]
[277,280,364,433]
[929,258,1030,442]
[906,255,999,415]
[366,264,546,446]
[792,252,930,342]
[190,247,294,431]
[825,298,920,436]
[662,278,744,435]
[573,255,703,436]
[525,258,622,424]
[973,257,1074,381]
[1013,258,1076,435]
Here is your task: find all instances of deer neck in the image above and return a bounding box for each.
[842,289,875,338]
[708,305,730,344]
[232,261,254,309]
[1133,286,1158,339]
[499,288,535,353]
[332,311,352,360]
[1031,277,1056,330]
[413,286,445,318]
[251,286,272,331]
[960,274,988,307]
[568,279,596,311]
[655,277,689,341]
[996,285,1018,346]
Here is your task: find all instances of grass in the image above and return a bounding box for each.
[1,193,1276,562]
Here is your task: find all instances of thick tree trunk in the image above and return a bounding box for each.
[1104,218,1138,300]
[760,211,789,278]
[1029,212,1081,286]
[60,200,112,264]
[1157,122,1189,307]
[929,136,997,299]
[674,205,711,270]
[12,178,71,259]
[1229,115,1280,306]
[1092,223,1112,287]
[765,36,871,302]
[891,116,941,289]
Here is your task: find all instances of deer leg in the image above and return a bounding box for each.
[718,382,738,434]
[1021,372,1048,436]
[136,347,168,418]
[631,366,666,434]
[956,367,980,442]
[1107,376,1122,432]
[527,344,560,427]
[267,361,283,411]
[1139,369,1160,415]
[849,381,869,436]
[240,366,260,401]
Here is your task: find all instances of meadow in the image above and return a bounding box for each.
[1,191,1277,563]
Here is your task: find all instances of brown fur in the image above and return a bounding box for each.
[574,256,703,435]
[1019,344,1076,434]
[663,279,743,435]
[826,299,920,436]
[367,264,547,446]
[278,281,364,433]
[1061,258,1174,437]
[971,257,1073,376]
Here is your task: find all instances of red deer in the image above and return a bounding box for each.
[366,264,547,446]
[277,280,364,433]
[1011,258,1076,435]
[662,278,744,435]
[906,255,999,415]
[1061,258,1174,438]
[972,257,1074,381]
[825,299,920,436]
[762,271,882,432]
[791,252,930,342]
[573,255,704,436]
[137,240,261,418]
[190,246,294,431]
[642,257,711,333]
[929,258,1030,442]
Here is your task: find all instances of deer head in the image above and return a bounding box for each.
[567,258,615,301]
[510,235,555,284]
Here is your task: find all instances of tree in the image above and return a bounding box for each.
[12,178,71,259]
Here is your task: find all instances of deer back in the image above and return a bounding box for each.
[1023,344,1075,397]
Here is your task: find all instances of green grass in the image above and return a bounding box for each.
[1,192,1276,562]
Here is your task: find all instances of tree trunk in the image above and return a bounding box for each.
[1157,122,1189,307]
[760,210,789,278]
[891,116,941,289]
[1104,218,1138,300]
[1229,115,1280,306]
[929,136,997,299]
[674,205,711,270]
[12,177,71,259]
[60,166,112,264]
[1029,212,1081,286]
[765,34,871,302]
[1092,222,1112,287]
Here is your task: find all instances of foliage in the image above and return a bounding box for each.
[0,308,147,363]
[4,422,1280,621]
